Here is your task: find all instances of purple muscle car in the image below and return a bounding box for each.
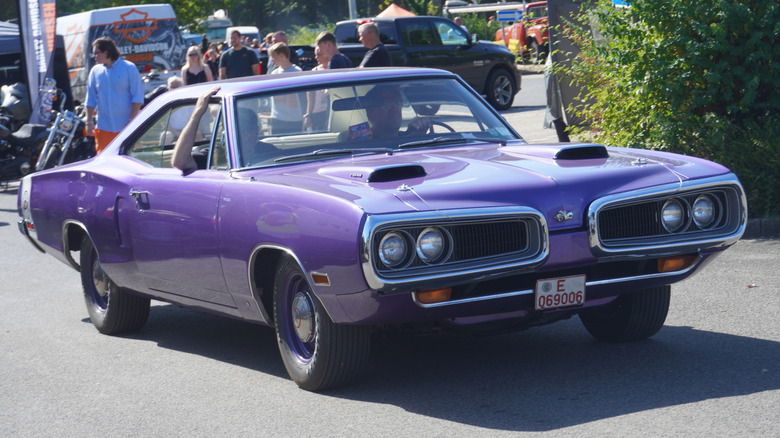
[17,68,747,390]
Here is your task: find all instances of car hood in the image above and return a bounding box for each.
[242,143,730,230]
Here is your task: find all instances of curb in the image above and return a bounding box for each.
[743,218,780,240]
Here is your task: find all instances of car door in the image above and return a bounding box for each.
[119,100,236,308]
[397,19,449,71]
[405,19,484,91]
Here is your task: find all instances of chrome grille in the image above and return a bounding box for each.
[375,220,530,268]
[594,185,743,250]
[361,207,549,292]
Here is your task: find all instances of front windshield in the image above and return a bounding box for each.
[234,77,521,168]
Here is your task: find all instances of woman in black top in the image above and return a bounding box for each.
[181,46,214,86]
[204,43,220,78]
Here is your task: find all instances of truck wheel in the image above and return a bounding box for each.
[579,285,670,342]
[80,236,150,334]
[485,69,516,111]
[273,255,370,391]
[531,40,548,64]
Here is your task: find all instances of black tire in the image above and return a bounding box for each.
[530,40,548,64]
[273,255,370,391]
[579,285,670,342]
[41,143,61,169]
[484,69,516,111]
[80,236,150,335]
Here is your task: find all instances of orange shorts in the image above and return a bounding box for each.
[94,129,120,154]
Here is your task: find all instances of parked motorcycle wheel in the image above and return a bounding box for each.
[41,143,62,170]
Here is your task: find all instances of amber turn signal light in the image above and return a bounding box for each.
[415,288,452,304]
[658,255,697,273]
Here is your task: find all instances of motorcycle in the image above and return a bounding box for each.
[36,82,95,171]
[0,82,50,184]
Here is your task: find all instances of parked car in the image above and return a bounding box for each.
[18,68,747,391]
[334,16,521,110]
[494,1,549,63]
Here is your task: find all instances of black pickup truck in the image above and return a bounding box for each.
[333,16,521,110]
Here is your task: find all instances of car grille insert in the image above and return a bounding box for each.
[596,187,742,247]
[371,215,544,279]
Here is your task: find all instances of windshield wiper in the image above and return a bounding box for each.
[398,136,506,149]
[274,148,394,163]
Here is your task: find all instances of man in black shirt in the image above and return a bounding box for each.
[358,23,392,67]
[218,30,259,79]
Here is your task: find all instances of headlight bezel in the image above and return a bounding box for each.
[692,194,720,229]
[661,198,688,233]
[415,226,452,265]
[378,231,413,269]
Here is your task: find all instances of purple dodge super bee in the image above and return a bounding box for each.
[17,68,747,390]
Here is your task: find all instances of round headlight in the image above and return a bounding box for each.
[378,232,409,268]
[661,199,685,233]
[416,227,447,264]
[58,118,74,132]
[692,195,716,228]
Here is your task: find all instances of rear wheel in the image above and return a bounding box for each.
[484,69,516,111]
[273,255,370,391]
[579,285,670,342]
[80,236,150,334]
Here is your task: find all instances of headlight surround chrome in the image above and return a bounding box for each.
[58,117,74,132]
[416,227,451,264]
[661,199,686,233]
[378,231,412,268]
[692,195,716,228]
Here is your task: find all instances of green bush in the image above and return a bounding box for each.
[556,0,780,218]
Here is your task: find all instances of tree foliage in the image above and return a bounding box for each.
[557,0,780,217]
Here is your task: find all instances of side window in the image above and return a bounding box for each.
[125,102,219,169]
[528,6,548,19]
[209,112,228,170]
[335,24,359,44]
[436,21,468,46]
[401,22,437,46]
[377,22,397,44]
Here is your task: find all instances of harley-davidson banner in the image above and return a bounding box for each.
[57,4,186,103]
[18,0,57,124]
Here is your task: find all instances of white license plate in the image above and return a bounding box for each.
[535,275,586,310]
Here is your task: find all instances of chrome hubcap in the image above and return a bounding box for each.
[291,292,315,343]
[92,260,109,298]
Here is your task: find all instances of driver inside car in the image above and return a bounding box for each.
[362,85,433,139]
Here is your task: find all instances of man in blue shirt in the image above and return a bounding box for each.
[85,37,144,154]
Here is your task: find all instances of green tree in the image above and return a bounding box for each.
[557,0,780,217]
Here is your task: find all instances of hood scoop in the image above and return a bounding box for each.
[367,164,426,182]
[318,164,427,183]
[554,144,609,160]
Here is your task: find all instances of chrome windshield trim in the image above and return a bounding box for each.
[413,255,703,308]
[361,207,549,292]
[587,174,747,259]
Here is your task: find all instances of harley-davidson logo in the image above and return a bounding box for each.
[113,9,158,44]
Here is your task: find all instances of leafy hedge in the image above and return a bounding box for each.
[556,0,779,218]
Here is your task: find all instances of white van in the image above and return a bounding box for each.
[58,4,187,103]
[225,26,261,43]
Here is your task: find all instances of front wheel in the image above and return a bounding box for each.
[273,255,370,391]
[80,236,150,334]
[484,69,516,111]
[579,285,671,342]
[530,40,548,64]
[41,142,62,170]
